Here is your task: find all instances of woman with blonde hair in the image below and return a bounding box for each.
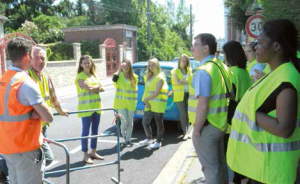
[171,54,192,140]
[75,55,105,164]
[139,58,168,149]
[112,59,138,145]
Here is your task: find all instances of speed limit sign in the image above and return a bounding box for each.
[246,14,266,39]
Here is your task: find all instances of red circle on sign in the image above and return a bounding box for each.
[246,14,265,39]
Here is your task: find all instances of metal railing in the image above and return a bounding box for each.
[44,108,123,184]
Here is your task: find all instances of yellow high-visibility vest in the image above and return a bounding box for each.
[227,62,300,184]
[171,67,192,102]
[113,72,138,111]
[142,72,168,113]
[75,72,101,117]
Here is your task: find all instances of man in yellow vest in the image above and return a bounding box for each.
[191,33,231,184]
[28,47,68,166]
[0,38,53,184]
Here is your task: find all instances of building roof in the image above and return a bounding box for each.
[62,24,138,32]
[0,15,8,21]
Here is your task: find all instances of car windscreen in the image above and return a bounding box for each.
[133,67,172,85]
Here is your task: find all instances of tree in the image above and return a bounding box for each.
[224,0,251,31]
[32,15,65,43]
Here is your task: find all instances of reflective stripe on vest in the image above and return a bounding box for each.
[75,72,101,117]
[0,70,42,154]
[0,72,32,122]
[116,89,137,93]
[227,62,300,184]
[230,129,300,152]
[142,73,168,113]
[78,98,101,105]
[188,61,231,130]
[113,72,138,111]
[172,68,191,102]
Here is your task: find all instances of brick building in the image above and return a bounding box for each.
[62,24,138,63]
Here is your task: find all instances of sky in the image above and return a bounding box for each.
[155,0,225,39]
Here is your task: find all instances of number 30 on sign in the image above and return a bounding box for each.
[246,14,266,39]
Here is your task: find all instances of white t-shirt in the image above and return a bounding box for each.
[183,74,189,92]
[8,66,44,106]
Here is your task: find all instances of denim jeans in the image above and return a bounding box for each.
[81,112,101,152]
[42,125,54,166]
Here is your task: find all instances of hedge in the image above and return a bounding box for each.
[47,41,102,61]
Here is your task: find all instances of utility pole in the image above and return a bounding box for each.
[147,0,152,56]
[190,4,193,47]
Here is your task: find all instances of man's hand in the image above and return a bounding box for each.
[59,109,69,117]
[145,102,150,109]
[193,128,201,137]
[32,110,42,119]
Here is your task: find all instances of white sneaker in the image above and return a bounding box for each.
[150,142,161,149]
[139,139,151,146]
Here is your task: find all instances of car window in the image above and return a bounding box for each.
[133,67,172,85]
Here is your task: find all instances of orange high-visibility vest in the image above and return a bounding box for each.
[0,70,43,154]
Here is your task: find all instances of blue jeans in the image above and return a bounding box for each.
[81,113,101,152]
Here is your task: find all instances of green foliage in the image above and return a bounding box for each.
[47,43,73,61]
[32,15,65,43]
[262,0,300,32]
[224,0,251,31]
[80,40,101,58]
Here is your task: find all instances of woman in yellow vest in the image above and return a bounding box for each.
[171,54,192,140]
[223,40,252,184]
[112,59,138,146]
[139,58,168,149]
[75,55,105,164]
[227,19,300,184]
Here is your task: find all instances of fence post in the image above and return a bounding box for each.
[73,43,81,61]
[99,44,107,79]
[118,45,123,64]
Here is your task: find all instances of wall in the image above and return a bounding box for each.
[46,59,105,88]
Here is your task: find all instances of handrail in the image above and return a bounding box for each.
[43,138,70,184]
[45,108,123,184]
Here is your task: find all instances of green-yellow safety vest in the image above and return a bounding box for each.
[227,62,300,184]
[142,72,168,113]
[28,69,50,127]
[188,60,231,131]
[230,66,252,102]
[246,59,258,74]
[113,72,138,111]
[171,67,192,102]
[75,72,101,117]
[263,64,271,74]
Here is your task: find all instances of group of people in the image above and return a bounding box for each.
[0,18,299,184]
[189,19,300,184]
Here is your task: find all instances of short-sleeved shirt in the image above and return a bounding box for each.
[250,63,266,76]
[192,55,215,98]
[8,66,44,106]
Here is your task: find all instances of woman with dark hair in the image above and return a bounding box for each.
[227,19,300,184]
[223,41,252,184]
[223,41,252,104]
[171,54,192,140]
[75,55,105,164]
